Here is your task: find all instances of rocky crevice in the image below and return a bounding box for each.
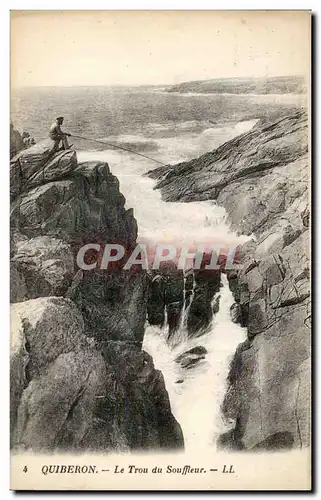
[148,109,310,451]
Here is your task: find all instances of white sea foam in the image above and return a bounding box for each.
[78,120,252,451]
[78,119,254,250]
[143,275,247,452]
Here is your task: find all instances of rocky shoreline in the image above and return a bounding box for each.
[10,140,184,452]
[147,109,310,450]
[10,107,310,453]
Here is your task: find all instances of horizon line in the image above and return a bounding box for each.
[11,74,307,91]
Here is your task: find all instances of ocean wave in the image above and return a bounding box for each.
[102,134,159,153]
[152,118,258,164]
[78,148,250,252]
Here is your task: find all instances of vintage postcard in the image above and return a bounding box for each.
[10,10,311,491]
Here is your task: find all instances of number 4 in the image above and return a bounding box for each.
[23,465,28,473]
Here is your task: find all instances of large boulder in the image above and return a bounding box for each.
[10,297,105,448]
[67,269,149,343]
[25,149,78,190]
[11,160,137,247]
[10,146,77,200]
[11,297,184,452]
[221,212,310,450]
[187,266,221,336]
[98,343,184,451]
[147,274,166,327]
[11,139,58,198]
[11,236,74,302]
[175,345,208,369]
[222,328,310,450]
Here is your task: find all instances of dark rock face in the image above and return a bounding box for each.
[149,110,310,450]
[147,274,166,327]
[66,269,149,343]
[146,268,186,339]
[147,262,221,340]
[11,235,74,301]
[11,297,106,451]
[175,346,208,369]
[166,302,183,340]
[187,266,221,336]
[163,269,185,339]
[10,141,183,452]
[98,344,184,451]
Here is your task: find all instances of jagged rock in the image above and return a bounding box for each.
[187,268,221,336]
[222,331,310,449]
[232,230,310,340]
[11,297,87,379]
[212,293,221,315]
[10,297,97,446]
[10,139,56,198]
[163,270,185,339]
[25,149,77,190]
[12,161,137,247]
[99,343,184,450]
[10,148,183,453]
[14,348,107,452]
[175,346,208,369]
[147,260,222,338]
[11,138,55,170]
[11,236,74,301]
[67,269,148,343]
[147,268,186,335]
[175,345,207,361]
[147,274,166,327]
[13,180,81,240]
[147,110,308,208]
[230,302,242,323]
[11,295,184,452]
[148,110,310,451]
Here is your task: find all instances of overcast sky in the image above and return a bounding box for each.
[11,10,310,88]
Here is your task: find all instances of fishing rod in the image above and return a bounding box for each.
[70,134,168,167]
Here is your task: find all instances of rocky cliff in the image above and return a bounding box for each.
[147,109,310,450]
[10,140,183,452]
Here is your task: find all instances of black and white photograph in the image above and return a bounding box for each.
[9,10,311,491]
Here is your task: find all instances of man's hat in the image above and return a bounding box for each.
[56,116,64,121]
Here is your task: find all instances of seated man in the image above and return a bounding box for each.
[49,117,72,150]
